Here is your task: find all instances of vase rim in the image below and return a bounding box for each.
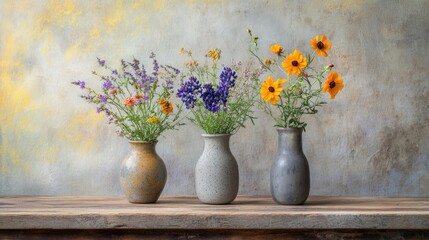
[201,133,232,137]
[128,140,158,144]
[276,127,303,131]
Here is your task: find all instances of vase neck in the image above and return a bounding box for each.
[129,141,157,153]
[202,134,231,152]
[277,128,303,153]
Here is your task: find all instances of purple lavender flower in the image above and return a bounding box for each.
[130,58,140,72]
[177,76,202,109]
[80,94,95,101]
[136,67,148,85]
[165,65,180,74]
[79,81,86,89]
[96,107,102,113]
[124,72,133,78]
[71,80,86,89]
[121,59,127,70]
[150,53,159,75]
[99,95,108,103]
[165,79,174,90]
[153,60,159,75]
[218,67,237,106]
[138,76,147,88]
[126,74,138,85]
[97,57,105,67]
[102,80,113,90]
[112,69,118,75]
[201,83,221,112]
[141,64,147,76]
[104,108,112,117]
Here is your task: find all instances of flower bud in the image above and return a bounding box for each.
[329,64,334,68]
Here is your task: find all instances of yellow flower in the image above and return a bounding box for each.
[322,72,344,99]
[260,76,286,105]
[159,99,173,115]
[134,93,144,100]
[147,116,159,124]
[270,44,283,55]
[282,49,307,76]
[206,48,221,62]
[179,48,192,56]
[311,35,332,57]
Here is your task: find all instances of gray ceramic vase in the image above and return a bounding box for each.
[120,141,167,204]
[195,134,239,204]
[271,128,310,205]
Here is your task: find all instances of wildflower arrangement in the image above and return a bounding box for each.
[177,48,265,134]
[248,30,344,129]
[72,53,183,142]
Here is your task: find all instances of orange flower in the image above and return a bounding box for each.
[147,116,159,124]
[123,97,137,107]
[206,48,221,62]
[263,58,275,65]
[282,49,307,76]
[159,99,173,115]
[322,72,344,99]
[260,76,286,104]
[311,35,332,57]
[184,60,198,68]
[270,44,283,55]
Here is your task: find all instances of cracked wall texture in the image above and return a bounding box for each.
[0,0,428,196]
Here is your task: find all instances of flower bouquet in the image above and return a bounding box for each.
[72,53,183,203]
[177,48,264,134]
[248,29,344,205]
[177,48,264,204]
[72,53,183,142]
[248,30,344,129]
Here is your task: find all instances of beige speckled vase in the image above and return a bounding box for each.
[120,141,166,204]
[195,134,239,205]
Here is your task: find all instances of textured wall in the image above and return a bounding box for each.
[0,0,428,197]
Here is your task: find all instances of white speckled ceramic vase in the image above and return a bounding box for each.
[271,128,310,205]
[195,134,239,205]
[120,141,167,204]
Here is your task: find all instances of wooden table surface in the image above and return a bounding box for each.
[1,195,429,230]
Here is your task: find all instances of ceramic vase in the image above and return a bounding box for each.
[195,134,239,204]
[120,141,167,204]
[271,128,310,205]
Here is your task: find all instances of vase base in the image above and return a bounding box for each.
[272,199,307,205]
[126,195,161,204]
[198,200,234,205]
[272,194,308,205]
[128,200,158,204]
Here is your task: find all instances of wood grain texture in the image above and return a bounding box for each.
[1,196,429,230]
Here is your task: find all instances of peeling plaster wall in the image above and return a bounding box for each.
[0,0,428,196]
